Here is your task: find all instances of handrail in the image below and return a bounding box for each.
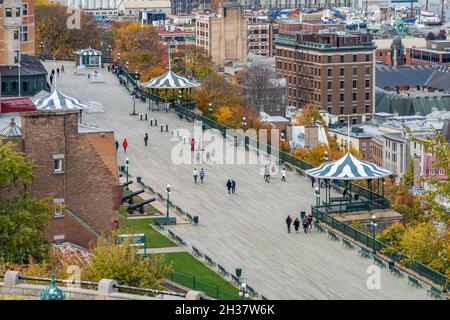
[63,208,100,236]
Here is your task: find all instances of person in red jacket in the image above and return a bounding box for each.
[122,138,128,152]
[190,137,195,152]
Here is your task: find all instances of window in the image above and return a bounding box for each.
[327,56,332,63]
[340,107,344,114]
[353,55,357,62]
[53,155,64,173]
[429,169,435,175]
[340,81,344,89]
[365,92,370,100]
[22,3,28,16]
[340,56,344,63]
[352,106,357,113]
[340,68,344,76]
[366,54,370,62]
[353,80,357,88]
[352,67,358,76]
[352,118,357,125]
[327,69,332,77]
[327,94,332,102]
[5,8,12,17]
[21,26,28,42]
[53,199,65,218]
[365,105,370,113]
[328,81,332,89]
[13,30,19,40]
[365,67,370,75]
[353,93,357,101]
[438,169,445,176]
[14,50,19,64]
[15,7,20,17]
[340,93,344,102]
[365,80,370,88]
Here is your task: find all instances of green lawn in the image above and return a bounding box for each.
[160,252,240,300]
[119,215,176,248]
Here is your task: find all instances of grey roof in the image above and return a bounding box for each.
[0,118,21,137]
[0,54,47,77]
[376,65,450,91]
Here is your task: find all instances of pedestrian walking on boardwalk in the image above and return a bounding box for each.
[190,138,195,152]
[61,65,64,74]
[49,74,53,85]
[122,138,128,152]
[57,68,60,77]
[51,69,55,77]
[302,217,309,233]
[286,215,293,233]
[231,180,236,193]
[293,218,300,233]
[311,176,315,188]
[226,179,232,194]
[206,151,211,162]
[200,168,205,183]
[307,214,313,232]
[193,168,198,183]
[144,133,149,146]
[264,166,270,183]
[281,167,287,182]
[115,140,119,151]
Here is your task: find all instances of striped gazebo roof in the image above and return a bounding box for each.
[143,70,200,89]
[33,89,88,111]
[74,47,102,56]
[306,153,392,180]
[0,118,21,137]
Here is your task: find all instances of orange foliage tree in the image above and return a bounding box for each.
[112,22,167,81]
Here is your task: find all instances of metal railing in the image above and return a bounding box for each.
[313,206,450,289]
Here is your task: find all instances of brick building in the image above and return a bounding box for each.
[1,0,48,96]
[0,110,121,248]
[246,15,278,57]
[409,40,450,66]
[275,27,376,124]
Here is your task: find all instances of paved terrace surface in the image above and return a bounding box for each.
[45,61,429,299]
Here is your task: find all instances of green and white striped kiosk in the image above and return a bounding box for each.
[74,47,103,68]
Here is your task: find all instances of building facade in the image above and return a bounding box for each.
[275,28,376,124]
[246,15,278,57]
[0,110,122,248]
[195,3,247,67]
[409,40,450,66]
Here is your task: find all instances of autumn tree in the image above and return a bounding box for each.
[85,236,172,290]
[171,44,215,79]
[0,142,52,263]
[403,155,415,187]
[35,1,100,57]
[292,104,326,127]
[239,63,285,113]
[112,22,167,81]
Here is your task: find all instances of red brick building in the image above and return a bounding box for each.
[0,110,122,248]
[275,26,376,124]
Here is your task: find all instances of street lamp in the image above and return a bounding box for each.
[177,90,182,106]
[40,41,45,61]
[238,283,249,300]
[126,61,129,71]
[242,116,247,130]
[315,186,320,222]
[117,52,121,66]
[324,151,329,204]
[281,132,285,142]
[208,102,213,112]
[107,45,112,61]
[371,214,377,254]
[125,157,130,183]
[166,184,171,223]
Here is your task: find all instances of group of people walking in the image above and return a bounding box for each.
[192,168,206,184]
[226,179,237,194]
[264,166,287,183]
[285,214,313,234]
[49,65,65,85]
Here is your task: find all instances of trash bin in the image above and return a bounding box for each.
[193,216,199,224]
[300,211,306,220]
[235,268,242,279]
[354,194,359,201]
[136,176,142,184]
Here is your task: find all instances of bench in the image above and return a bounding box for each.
[427,286,442,299]
[217,264,229,277]
[154,221,165,231]
[347,203,368,212]
[373,256,386,269]
[121,189,144,204]
[154,217,176,225]
[247,285,258,297]
[168,230,176,240]
[122,180,133,188]
[388,264,403,278]
[329,197,351,203]
[314,221,325,233]
[192,246,203,258]
[357,247,371,259]
[231,274,241,285]
[342,239,354,250]
[408,276,422,288]
[126,198,155,214]
[175,236,186,246]
[328,230,339,241]
[204,255,216,267]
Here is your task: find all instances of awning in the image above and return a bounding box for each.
[306,152,392,180]
[1,97,36,113]
[33,89,89,111]
[143,70,200,89]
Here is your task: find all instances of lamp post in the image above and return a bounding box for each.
[371,214,377,254]
[126,61,129,71]
[117,52,121,67]
[177,90,182,106]
[40,41,45,61]
[166,184,171,223]
[242,116,247,130]
[281,132,285,142]
[315,186,320,222]
[238,283,250,300]
[324,151,329,205]
[125,157,129,186]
